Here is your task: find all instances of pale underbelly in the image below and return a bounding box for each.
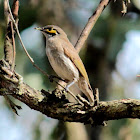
[47,51,79,81]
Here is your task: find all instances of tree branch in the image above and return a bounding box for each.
[4,0,19,70]
[75,0,110,52]
[1,0,135,125]
[0,60,140,125]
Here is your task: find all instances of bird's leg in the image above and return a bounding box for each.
[64,79,84,106]
[65,78,77,91]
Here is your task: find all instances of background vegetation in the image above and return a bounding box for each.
[0,0,140,140]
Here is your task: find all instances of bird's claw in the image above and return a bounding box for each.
[76,94,91,107]
[76,94,97,108]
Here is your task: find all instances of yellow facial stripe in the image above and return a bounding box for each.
[46,29,57,34]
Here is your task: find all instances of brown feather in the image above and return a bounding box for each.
[62,38,91,87]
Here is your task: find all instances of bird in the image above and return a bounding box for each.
[35,25,94,105]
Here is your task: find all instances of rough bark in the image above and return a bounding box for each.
[0,59,140,125]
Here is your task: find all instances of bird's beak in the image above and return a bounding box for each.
[34,27,43,31]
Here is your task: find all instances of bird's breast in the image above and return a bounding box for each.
[46,47,79,81]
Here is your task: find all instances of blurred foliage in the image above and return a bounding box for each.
[0,0,140,140]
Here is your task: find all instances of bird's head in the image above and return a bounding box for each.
[35,25,67,39]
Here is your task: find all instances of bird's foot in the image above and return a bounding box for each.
[63,88,84,106]
[76,94,91,108]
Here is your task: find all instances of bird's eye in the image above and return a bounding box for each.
[48,28,52,31]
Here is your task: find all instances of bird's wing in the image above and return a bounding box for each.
[63,39,90,86]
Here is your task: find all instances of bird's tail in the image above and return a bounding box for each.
[77,77,94,105]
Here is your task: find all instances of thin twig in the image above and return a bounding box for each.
[75,0,110,52]
[3,0,20,115]
[10,0,19,71]
[11,21,16,71]
[6,0,61,79]
[6,0,34,63]
[4,0,14,67]
[7,0,50,77]
[6,0,50,77]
